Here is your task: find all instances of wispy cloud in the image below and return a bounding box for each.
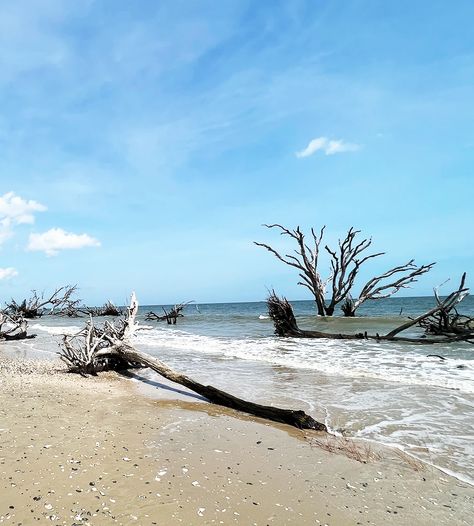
[27,228,101,257]
[0,192,47,245]
[0,267,18,280]
[296,137,360,158]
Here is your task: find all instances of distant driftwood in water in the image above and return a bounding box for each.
[81,300,123,317]
[59,295,326,431]
[145,301,192,324]
[267,275,474,345]
[6,285,79,319]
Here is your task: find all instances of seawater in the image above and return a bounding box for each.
[11,296,474,485]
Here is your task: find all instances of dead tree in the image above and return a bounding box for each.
[324,227,384,315]
[417,273,473,336]
[0,312,36,341]
[6,285,79,318]
[59,295,326,431]
[145,301,192,324]
[267,282,473,345]
[255,225,434,316]
[255,224,329,315]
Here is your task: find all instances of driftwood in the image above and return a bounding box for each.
[267,285,474,345]
[417,274,474,336]
[145,301,192,324]
[0,312,36,341]
[7,285,79,318]
[82,301,123,317]
[59,295,326,431]
[255,224,434,316]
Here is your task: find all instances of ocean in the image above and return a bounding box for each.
[9,296,474,486]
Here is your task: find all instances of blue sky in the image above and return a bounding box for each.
[0,0,473,305]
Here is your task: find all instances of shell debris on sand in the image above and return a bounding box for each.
[0,356,473,525]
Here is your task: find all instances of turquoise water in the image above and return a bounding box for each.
[9,296,474,485]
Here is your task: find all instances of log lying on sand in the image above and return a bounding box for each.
[267,285,474,345]
[59,295,326,432]
[101,343,325,430]
[0,312,36,341]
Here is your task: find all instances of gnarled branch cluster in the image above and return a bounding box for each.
[81,300,123,317]
[6,285,79,319]
[417,273,473,336]
[256,225,435,316]
[255,224,328,315]
[145,301,192,324]
[0,311,36,341]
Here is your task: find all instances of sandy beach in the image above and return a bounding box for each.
[0,357,472,526]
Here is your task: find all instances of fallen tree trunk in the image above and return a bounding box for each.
[100,343,326,430]
[59,294,326,432]
[267,289,474,345]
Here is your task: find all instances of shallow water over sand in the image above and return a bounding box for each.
[8,296,474,485]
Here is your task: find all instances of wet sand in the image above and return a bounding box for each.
[0,358,472,525]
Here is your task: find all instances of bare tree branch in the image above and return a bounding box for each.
[256,224,435,317]
[342,261,437,316]
[6,285,79,318]
[255,224,327,315]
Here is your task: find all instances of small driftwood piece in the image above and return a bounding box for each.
[0,312,36,341]
[267,279,473,345]
[145,301,192,324]
[59,295,326,431]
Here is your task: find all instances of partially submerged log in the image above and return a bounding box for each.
[145,301,192,324]
[59,295,326,431]
[267,283,474,345]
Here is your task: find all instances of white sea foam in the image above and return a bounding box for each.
[135,328,474,394]
[30,323,81,336]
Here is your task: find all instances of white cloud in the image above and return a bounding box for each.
[0,191,47,224]
[296,137,327,158]
[324,139,360,155]
[296,137,360,158]
[0,191,47,245]
[0,267,18,280]
[27,228,101,256]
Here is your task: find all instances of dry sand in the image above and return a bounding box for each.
[0,358,472,525]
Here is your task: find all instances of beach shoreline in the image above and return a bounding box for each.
[0,356,472,525]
